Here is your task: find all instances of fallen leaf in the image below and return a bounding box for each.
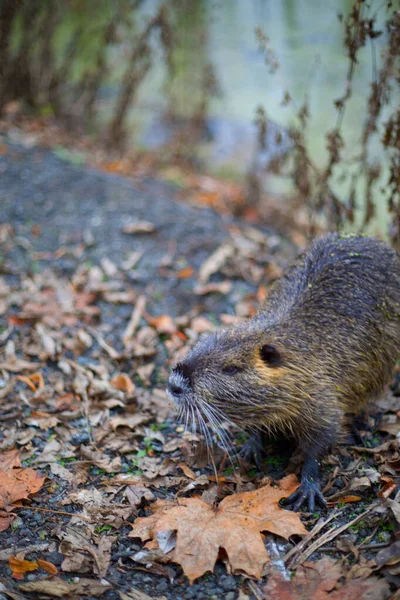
[15,375,37,392]
[0,449,21,470]
[176,266,194,279]
[122,220,156,234]
[79,446,122,474]
[110,374,135,395]
[378,476,397,499]
[0,450,46,530]
[129,475,307,582]
[9,555,39,580]
[327,495,362,506]
[178,462,197,480]
[119,589,167,600]
[262,557,390,599]
[198,243,234,284]
[147,314,176,335]
[30,372,45,389]
[19,577,112,597]
[194,280,232,295]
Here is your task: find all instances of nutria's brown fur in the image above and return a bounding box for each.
[167,233,400,510]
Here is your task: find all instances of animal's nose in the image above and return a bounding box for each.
[168,381,183,396]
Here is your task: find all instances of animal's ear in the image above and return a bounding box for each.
[259,344,282,367]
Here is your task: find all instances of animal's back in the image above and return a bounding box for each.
[259,233,400,412]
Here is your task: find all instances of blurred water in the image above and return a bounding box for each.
[97,0,394,233]
[123,0,392,231]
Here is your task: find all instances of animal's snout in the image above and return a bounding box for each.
[167,363,192,402]
[168,379,183,397]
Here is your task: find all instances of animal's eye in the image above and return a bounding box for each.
[260,344,282,367]
[222,365,242,375]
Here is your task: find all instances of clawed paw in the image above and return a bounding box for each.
[282,479,327,513]
[238,437,265,471]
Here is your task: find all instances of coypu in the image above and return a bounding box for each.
[167,233,400,511]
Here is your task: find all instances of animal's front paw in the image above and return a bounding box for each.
[238,436,265,471]
[282,478,327,513]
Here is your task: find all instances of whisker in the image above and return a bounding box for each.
[201,403,235,466]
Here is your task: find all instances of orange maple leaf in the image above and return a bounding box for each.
[0,450,46,530]
[129,475,308,582]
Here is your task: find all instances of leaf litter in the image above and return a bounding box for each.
[129,475,307,582]
[0,146,399,599]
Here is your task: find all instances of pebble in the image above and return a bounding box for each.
[220,575,237,591]
[225,593,236,600]
[156,580,168,593]
[45,551,64,566]
[184,586,200,598]
[71,432,90,446]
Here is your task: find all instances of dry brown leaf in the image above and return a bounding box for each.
[122,220,156,234]
[37,558,58,575]
[15,375,37,391]
[0,467,46,507]
[109,414,151,431]
[327,495,362,506]
[119,589,167,600]
[9,555,39,579]
[189,316,215,333]
[129,475,307,582]
[194,280,232,295]
[30,372,45,389]
[262,557,390,600]
[0,357,42,373]
[198,243,234,283]
[0,450,46,528]
[176,266,194,279]
[19,577,112,597]
[110,373,135,395]
[0,449,21,470]
[79,446,122,473]
[147,314,176,335]
[178,462,197,480]
[378,476,397,499]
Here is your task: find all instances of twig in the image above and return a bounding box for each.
[247,579,264,600]
[122,295,146,347]
[284,508,343,564]
[320,541,390,552]
[88,327,120,360]
[288,503,378,568]
[14,505,93,522]
[357,524,378,548]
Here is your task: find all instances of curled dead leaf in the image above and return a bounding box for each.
[9,555,39,580]
[110,374,135,395]
[147,314,176,335]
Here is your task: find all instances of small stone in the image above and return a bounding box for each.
[45,551,64,566]
[220,575,236,592]
[156,580,168,593]
[359,529,368,538]
[225,593,236,600]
